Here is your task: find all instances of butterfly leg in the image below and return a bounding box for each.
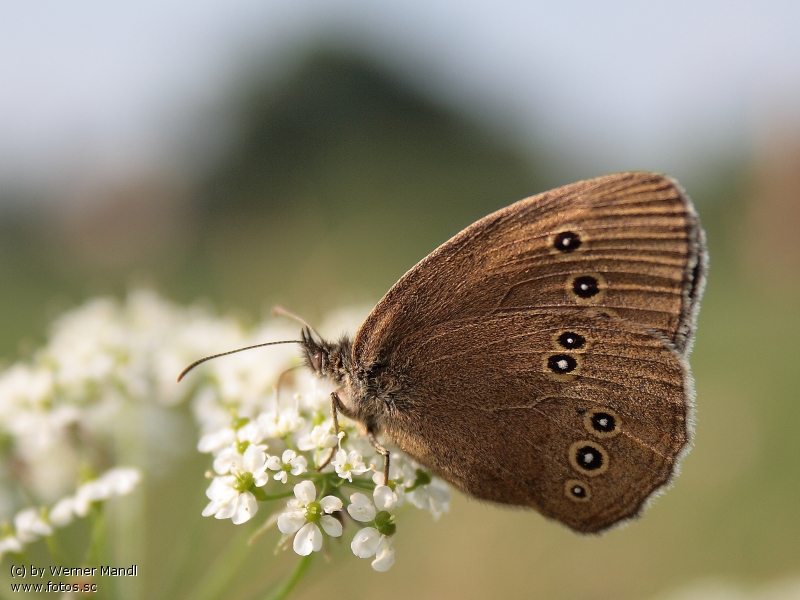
[274,364,301,403]
[367,431,390,486]
[315,392,346,472]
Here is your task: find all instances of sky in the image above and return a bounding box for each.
[1,0,799,198]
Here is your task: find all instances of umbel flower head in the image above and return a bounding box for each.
[0,291,450,576]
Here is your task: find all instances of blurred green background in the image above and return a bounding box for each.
[1,3,800,599]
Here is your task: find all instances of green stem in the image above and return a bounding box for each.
[262,490,296,501]
[45,534,67,566]
[261,555,313,600]
[185,526,254,600]
[86,504,105,565]
[344,480,375,491]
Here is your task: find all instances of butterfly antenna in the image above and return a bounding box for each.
[272,306,323,340]
[177,340,302,382]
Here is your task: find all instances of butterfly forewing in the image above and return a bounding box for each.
[354,172,706,363]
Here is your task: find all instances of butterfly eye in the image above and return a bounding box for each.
[311,351,323,371]
[569,441,609,476]
[553,231,582,253]
[564,479,591,502]
[557,332,585,350]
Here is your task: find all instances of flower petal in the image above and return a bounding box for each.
[333,448,347,466]
[243,445,266,474]
[293,522,322,556]
[277,510,306,535]
[290,456,308,476]
[347,493,376,523]
[49,497,75,527]
[319,515,342,537]
[294,480,316,504]
[14,508,53,543]
[371,536,395,572]
[237,421,265,445]
[100,467,141,495]
[206,477,238,503]
[197,427,235,453]
[351,527,380,558]
[0,536,23,555]
[373,485,397,512]
[215,499,237,520]
[319,495,343,514]
[232,491,258,525]
[202,500,222,517]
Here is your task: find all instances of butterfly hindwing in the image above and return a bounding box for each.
[380,310,690,533]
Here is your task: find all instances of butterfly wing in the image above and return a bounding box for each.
[351,172,705,533]
[353,172,706,362]
[381,309,691,533]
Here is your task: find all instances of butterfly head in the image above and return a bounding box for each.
[300,327,351,383]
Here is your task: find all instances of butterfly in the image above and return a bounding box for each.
[185,172,707,533]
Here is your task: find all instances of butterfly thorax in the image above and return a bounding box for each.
[301,328,397,435]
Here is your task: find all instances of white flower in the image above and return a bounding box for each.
[347,493,376,523]
[49,497,76,527]
[236,445,271,486]
[351,529,395,572]
[347,485,397,522]
[371,535,396,571]
[258,405,305,440]
[99,467,141,496]
[296,423,338,453]
[201,476,258,525]
[265,450,307,483]
[211,423,268,475]
[14,508,53,543]
[331,449,369,482]
[0,535,23,560]
[347,485,398,571]
[201,446,269,524]
[46,467,142,526]
[371,462,407,507]
[407,476,451,519]
[197,427,236,454]
[72,478,111,517]
[277,481,342,556]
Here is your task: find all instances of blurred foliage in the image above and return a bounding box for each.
[0,46,798,600]
[0,51,546,360]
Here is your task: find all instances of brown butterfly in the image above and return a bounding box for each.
[185,172,707,534]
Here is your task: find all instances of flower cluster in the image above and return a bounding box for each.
[0,294,180,559]
[0,292,231,507]
[0,467,141,562]
[0,291,450,573]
